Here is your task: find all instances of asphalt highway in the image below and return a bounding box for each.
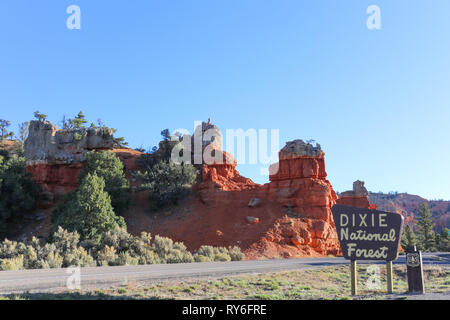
[0,252,448,294]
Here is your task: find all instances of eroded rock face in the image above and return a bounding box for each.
[24,120,115,206]
[252,139,341,257]
[336,180,370,209]
[190,134,341,258]
[279,139,324,159]
[25,120,114,164]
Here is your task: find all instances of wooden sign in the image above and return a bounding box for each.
[332,205,404,261]
[406,246,425,293]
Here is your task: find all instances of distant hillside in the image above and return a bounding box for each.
[369,192,450,231]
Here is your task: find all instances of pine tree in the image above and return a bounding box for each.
[436,228,450,252]
[69,111,88,129]
[79,151,131,215]
[0,155,40,237]
[33,111,47,122]
[416,202,436,251]
[52,173,126,243]
[401,225,417,250]
[0,120,14,141]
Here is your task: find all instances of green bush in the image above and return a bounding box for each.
[139,161,197,208]
[96,245,119,266]
[0,155,40,238]
[0,255,24,271]
[0,228,245,271]
[79,151,131,215]
[227,246,246,261]
[152,235,194,263]
[194,245,245,262]
[51,173,126,244]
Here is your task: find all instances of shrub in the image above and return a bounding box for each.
[139,161,197,208]
[116,251,139,266]
[79,151,131,215]
[194,245,245,262]
[0,255,24,271]
[227,246,245,261]
[152,235,194,263]
[0,228,243,270]
[0,155,40,237]
[51,173,126,244]
[97,245,119,266]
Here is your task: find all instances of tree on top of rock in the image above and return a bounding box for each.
[69,111,88,129]
[0,120,14,141]
[33,111,47,122]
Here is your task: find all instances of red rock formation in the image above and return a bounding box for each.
[247,144,341,258]
[23,119,343,259]
[26,162,82,208]
[336,180,371,209]
[336,196,370,209]
[153,137,342,259]
[24,120,120,208]
[198,149,259,192]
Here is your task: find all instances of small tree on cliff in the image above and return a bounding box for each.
[0,155,40,238]
[52,173,126,243]
[79,151,131,215]
[138,129,178,169]
[69,111,88,129]
[416,202,436,251]
[0,120,14,141]
[33,111,47,122]
[138,160,197,208]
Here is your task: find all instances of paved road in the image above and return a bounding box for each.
[0,253,448,294]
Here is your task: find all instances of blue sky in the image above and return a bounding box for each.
[1,1,449,200]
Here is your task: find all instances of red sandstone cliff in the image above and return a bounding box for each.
[130,136,342,259]
[23,120,343,259]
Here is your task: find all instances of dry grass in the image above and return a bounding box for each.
[2,264,449,300]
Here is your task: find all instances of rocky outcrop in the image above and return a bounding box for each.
[25,120,114,164]
[22,119,344,259]
[254,139,341,257]
[193,121,259,200]
[24,120,115,206]
[182,135,341,258]
[336,180,370,209]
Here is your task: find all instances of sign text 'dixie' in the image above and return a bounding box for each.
[332,205,403,261]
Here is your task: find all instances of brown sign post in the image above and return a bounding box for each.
[406,246,425,293]
[332,204,404,295]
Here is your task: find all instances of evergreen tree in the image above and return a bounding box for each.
[52,173,126,243]
[0,120,14,141]
[69,111,88,129]
[401,225,417,250]
[436,228,450,252]
[416,202,436,251]
[0,155,40,238]
[79,151,131,215]
[33,111,47,122]
[139,160,197,208]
